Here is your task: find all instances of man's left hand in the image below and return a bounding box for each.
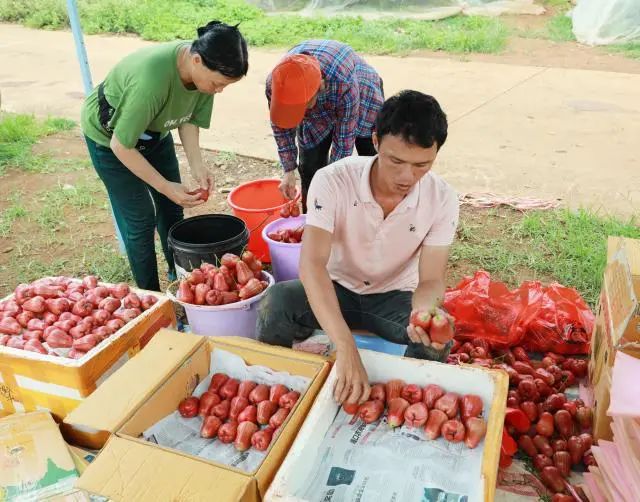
[406,323,446,351]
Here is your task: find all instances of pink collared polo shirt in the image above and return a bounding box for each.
[305,155,459,294]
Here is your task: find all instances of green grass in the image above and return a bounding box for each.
[0,0,509,55]
[607,42,640,60]
[451,208,640,306]
[35,178,104,231]
[5,243,132,285]
[541,0,572,6]
[216,151,238,164]
[0,192,27,237]
[545,12,575,42]
[0,114,76,175]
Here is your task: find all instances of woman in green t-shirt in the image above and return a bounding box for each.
[81,21,248,291]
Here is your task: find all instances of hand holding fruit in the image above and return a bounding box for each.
[334,343,371,405]
[163,181,205,208]
[280,200,301,218]
[279,170,297,200]
[190,164,214,193]
[407,306,455,351]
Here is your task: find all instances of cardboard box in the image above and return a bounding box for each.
[64,329,330,501]
[592,363,613,441]
[602,237,640,359]
[266,350,509,502]
[66,445,96,475]
[0,286,176,430]
[0,411,79,500]
[590,236,640,441]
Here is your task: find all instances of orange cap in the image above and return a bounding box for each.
[270,54,322,129]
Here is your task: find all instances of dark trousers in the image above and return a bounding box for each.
[256,280,451,361]
[298,135,377,213]
[84,134,183,291]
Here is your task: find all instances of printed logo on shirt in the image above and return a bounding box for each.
[164,113,193,128]
[314,198,323,211]
[409,224,416,232]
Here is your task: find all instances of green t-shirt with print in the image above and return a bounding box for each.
[81,41,214,148]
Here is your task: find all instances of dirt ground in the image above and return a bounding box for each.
[0,131,537,295]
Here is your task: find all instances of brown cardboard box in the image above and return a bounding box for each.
[64,329,330,502]
[0,286,175,434]
[0,411,79,500]
[590,237,640,441]
[595,238,640,373]
[592,362,613,442]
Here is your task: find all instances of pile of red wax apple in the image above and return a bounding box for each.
[176,252,268,306]
[177,373,300,452]
[266,200,305,244]
[448,340,594,500]
[0,276,157,359]
[266,225,304,244]
[343,380,487,449]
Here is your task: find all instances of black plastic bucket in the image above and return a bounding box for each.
[167,214,249,277]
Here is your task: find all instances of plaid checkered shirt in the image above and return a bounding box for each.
[266,40,384,173]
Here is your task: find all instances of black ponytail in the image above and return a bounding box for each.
[191,20,248,79]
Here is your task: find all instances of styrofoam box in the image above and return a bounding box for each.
[265,349,508,502]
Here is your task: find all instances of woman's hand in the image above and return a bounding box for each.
[191,164,215,194]
[162,181,205,208]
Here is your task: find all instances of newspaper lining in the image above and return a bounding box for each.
[296,407,483,502]
[143,348,311,473]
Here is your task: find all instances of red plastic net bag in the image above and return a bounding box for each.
[523,283,594,355]
[444,271,594,354]
[443,271,543,348]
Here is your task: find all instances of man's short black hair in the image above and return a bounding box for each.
[375,90,448,150]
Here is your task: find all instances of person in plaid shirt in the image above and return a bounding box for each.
[266,40,384,211]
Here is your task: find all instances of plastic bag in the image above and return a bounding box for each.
[523,283,593,355]
[443,271,544,349]
[572,0,640,45]
[444,271,594,355]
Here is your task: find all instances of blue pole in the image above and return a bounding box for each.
[66,0,93,96]
[66,0,126,255]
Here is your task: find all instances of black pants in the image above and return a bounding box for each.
[85,134,183,291]
[256,280,451,361]
[298,135,376,213]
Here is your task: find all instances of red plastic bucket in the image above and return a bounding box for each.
[227,179,300,263]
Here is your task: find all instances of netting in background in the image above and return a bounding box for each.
[571,0,640,46]
[246,0,545,18]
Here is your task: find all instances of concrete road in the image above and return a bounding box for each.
[1,24,638,216]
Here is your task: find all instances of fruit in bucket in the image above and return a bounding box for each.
[268,226,305,244]
[175,254,268,306]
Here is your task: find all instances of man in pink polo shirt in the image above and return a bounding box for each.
[257,90,459,405]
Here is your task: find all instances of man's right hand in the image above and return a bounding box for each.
[279,170,297,200]
[334,343,371,405]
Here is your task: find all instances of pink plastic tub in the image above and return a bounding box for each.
[262,216,306,283]
[167,272,274,339]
